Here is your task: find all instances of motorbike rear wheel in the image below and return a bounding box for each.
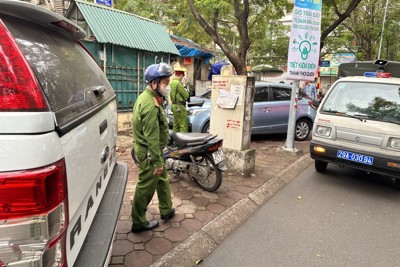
[192,154,222,192]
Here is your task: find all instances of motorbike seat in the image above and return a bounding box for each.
[171,131,216,148]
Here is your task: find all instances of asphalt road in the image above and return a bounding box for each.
[202,163,400,267]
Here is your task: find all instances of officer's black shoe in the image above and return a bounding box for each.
[131,220,159,233]
[161,208,175,221]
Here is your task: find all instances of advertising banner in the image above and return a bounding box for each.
[287,0,322,81]
[320,53,356,76]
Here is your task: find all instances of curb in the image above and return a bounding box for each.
[150,154,313,267]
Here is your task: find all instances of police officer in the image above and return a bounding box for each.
[170,69,190,132]
[131,63,175,233]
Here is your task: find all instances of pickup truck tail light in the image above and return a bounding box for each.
[0,19,48,111]
[0,159,69,266]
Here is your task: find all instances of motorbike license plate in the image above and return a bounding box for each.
[212,148,224,164]
[337,150,374,165]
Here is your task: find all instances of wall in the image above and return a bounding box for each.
[82,41,170,111]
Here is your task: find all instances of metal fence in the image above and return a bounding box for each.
[105,65,145,111]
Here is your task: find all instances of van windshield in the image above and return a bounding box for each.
[321,81,400,124]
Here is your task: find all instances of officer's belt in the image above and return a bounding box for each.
[172,101,186,105]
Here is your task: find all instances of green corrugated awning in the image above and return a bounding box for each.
[70,0,180,55]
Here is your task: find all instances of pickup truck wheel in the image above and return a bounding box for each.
[393,178,400,190]
[315,160,328,172]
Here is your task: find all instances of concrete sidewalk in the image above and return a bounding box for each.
[109,132,312,267]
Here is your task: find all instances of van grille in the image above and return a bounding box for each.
[336,127,384,147]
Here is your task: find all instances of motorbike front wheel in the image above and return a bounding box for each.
[192,154,222,192]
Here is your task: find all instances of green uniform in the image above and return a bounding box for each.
[131,88,173,229]
[170,77,190,132]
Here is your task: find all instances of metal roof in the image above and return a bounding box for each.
[70,0,180,55]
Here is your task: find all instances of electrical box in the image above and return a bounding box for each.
[210,76,255,151]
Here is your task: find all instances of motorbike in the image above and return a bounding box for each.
[131,130,227,192]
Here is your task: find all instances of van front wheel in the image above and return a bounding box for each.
[315,160,328,172]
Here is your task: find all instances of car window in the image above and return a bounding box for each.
[321,81,400,123]
[254,87,269,102]
[201,90,211,99]
[272,87,291,101]
[4,16,114,126]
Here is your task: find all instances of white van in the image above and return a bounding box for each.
[310,61,400,187]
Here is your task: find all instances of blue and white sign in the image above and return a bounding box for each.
[320,60,330,67]
[287,0,322,81]
[95,0,112,7]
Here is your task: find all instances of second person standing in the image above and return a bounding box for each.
[170,68,190,132]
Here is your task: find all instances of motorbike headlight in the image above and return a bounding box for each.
[388,137,400,150]
[315,125,332,138]
[189,108,208,116]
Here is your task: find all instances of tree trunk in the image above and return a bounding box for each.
[187,0,250,75]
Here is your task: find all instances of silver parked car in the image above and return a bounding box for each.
[167,82,316,141]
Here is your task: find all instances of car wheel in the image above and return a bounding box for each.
[202,122,210,133]
[315,160,328,172]
[295,118,311,141]
[393,178,400,190]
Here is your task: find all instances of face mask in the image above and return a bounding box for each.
[159,85,171,97]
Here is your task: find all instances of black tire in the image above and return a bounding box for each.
[202,121,210,133]
[193,154,222,192]
[315,160,328,172]
[393,178,400,190]
[295,118,311,141]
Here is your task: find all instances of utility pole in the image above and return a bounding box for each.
[378,0,389,59]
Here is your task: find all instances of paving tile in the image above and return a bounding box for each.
[124,250,153,267]
[112,240,134,256]
[218,196,236,207]
[185,213,194,219]
[191,196,210,206]
[127,231,153,243]
[174,190,194,200]
[145,238,172,255]
[116,220,132,234]
[177,203,197,213]
[134,243,145,250]
[226,190,245,200]
[234,185,255,194]
[207,203,226,214]
[169,212,185,222]
[180,219,203,232]
[193,210,217,222]
[164,227,189,242]
[110,256,124,264]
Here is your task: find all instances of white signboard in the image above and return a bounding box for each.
[287,0,322,81]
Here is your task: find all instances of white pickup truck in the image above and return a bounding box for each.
[0,1,128,266]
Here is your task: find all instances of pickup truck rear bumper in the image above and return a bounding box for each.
[74,161,128,267]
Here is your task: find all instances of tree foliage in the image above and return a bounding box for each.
[114,0,400,72]
[321,0,400,60]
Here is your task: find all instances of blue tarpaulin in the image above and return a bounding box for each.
[175,44,214,64]
[208,61,229,80]
[171,35,214,64]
